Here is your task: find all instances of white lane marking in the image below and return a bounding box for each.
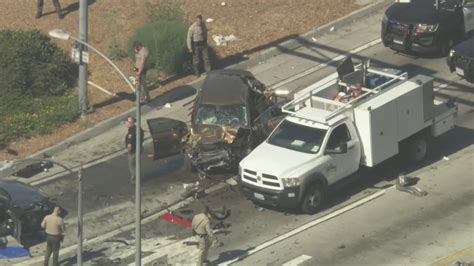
[220,189,387,266]
[14,181,229,266]
[434,83,449,92]
[269,38,382,90]
[282,254,313,266]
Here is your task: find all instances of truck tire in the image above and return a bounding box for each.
[407,135,428,163]
[301,183,326,214]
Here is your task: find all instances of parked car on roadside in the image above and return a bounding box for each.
[381,0,474,56]
[447,36,474,81]
[0,180,67,248]
[146,69,288,179]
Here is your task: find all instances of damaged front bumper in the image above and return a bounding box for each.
[187,145,237,175]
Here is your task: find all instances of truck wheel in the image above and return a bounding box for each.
[301,183,325,214]
[407,135,428,163]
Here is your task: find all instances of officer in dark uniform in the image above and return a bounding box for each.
[125,117,144,184]
[36,0,63,19]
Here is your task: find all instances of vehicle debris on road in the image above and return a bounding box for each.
[212,34,239,46]
[396,175,428,197]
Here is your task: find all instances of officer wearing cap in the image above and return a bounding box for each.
[125,116,144,184]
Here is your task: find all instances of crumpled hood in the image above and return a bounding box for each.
[191,125,238,145]
[240,142,315,178]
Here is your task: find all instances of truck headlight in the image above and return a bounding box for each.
[282,177,301,187]
[415,23,438,34]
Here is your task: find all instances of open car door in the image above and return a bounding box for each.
[147,118,188,160]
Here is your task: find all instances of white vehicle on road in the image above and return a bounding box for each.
[238,58,457,214]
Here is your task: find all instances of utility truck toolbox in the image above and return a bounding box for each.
[239,57,457,214]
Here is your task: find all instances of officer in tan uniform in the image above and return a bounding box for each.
[187,15,211,78]
[133,41,151,104]
[41,206,65,266]
[192,206,214,265]
[36,0,63,19]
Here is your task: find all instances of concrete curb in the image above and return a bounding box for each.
[0,0,391,178]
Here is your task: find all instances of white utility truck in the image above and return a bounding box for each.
[238,58,457,214]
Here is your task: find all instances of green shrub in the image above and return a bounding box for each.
[0,30,77,98]
[129,0,190,75]
[0,30,79,148]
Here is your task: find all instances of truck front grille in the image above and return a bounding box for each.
[241,168,282,189]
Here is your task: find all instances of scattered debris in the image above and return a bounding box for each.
[396,174,428,197]
[443,156,450,161]
[258,61,265,65]
[206,18,215,23]
[164,103,172,108]
[330,26,335,32]
[338,244,346,249]
[183,181,200,190]
[225,178,238,186]
[311,37,318,42]
[257,207,264,212]
[212,34,239,46]
[221,2,226,6]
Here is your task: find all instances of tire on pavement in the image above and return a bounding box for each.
[301,182,326,214]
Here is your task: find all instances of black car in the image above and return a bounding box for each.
[0,180,66,248]
[146,69,286,178]
[447,36,474,81]
[382,0,474,55]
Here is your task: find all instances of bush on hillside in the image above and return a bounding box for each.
[0,30,79,148]
[0,30,77,99]
[129,0,190,75]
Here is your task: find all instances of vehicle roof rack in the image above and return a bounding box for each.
[281,62,408,125]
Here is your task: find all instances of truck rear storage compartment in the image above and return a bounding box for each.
[353,75,434,167]
[431,100,456,137]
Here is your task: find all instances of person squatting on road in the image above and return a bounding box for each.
[36,0,63,19]
[187,15,212,78]
[41,206,65,266]
[133,41,151,104]
[125,116,144,184]
[192,206,215,266]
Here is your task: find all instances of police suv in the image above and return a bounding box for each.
[382,0,474,55]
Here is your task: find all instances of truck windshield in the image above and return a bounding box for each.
[195,104,249,128]
[267,120,327,154]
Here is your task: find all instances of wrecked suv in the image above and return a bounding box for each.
[0,180,67,248]
[147,69,287,178]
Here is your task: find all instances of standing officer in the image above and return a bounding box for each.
[41,206,65,266]
[133,41,151,104]
[125,116,144,184]
[187,15,211,78]
[192,206,214,265]
[36,0,63,19]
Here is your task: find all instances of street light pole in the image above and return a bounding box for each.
[79,0,89,116]
[135,79,142,266]
[48,29,142,265]
[77,168,83,265]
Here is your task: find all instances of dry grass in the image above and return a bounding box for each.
[0,0,360,160]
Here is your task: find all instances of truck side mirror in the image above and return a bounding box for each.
[325,142,348,154]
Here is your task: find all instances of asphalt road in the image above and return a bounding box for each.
[10,7,474,266]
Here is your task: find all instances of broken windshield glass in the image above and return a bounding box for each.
[195,104,249,128]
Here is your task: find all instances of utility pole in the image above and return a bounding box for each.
[79,0,89,116]
[135,81,142,265]
[77,168,83,266]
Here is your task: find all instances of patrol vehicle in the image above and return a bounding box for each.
[382,0,474,55]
